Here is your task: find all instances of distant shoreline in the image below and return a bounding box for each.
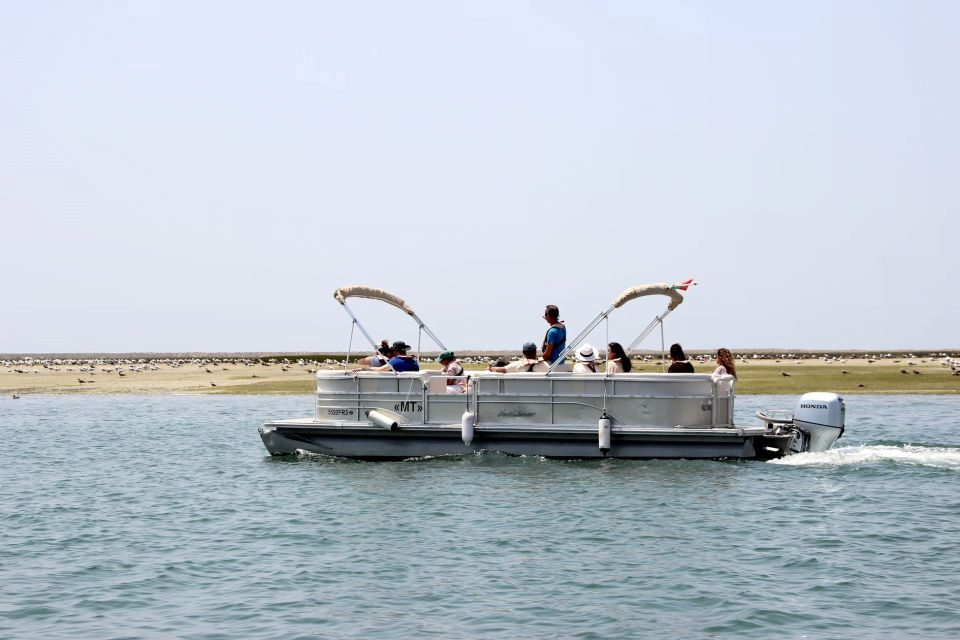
[3,348,958,360]
[3,351,958,395]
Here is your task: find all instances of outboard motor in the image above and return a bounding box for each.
[793,392,845,453]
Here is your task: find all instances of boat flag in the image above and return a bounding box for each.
[671,278,697,291]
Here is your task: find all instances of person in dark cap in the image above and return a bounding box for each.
[488,342,549,373]
[437,351,465,393]
[356,340,420,372]
[667,343,695,373]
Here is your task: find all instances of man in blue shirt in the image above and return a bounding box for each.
[541,305,567,367]
[357,340,420,372]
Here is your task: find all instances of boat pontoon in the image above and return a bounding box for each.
[260,283,845,460]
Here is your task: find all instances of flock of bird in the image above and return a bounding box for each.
[4,352,959,398]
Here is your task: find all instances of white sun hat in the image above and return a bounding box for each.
[576,343,598,362]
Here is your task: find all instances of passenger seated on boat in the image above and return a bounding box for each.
[488,342,548,373]
[356,340,420,373]
[357,340,394,367]
[606,342,632,373]
[572,344,599,373]
[711,347,737,380]
[437,351,466,393]
[667,343,695,373]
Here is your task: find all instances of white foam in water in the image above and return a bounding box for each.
[770,444,960,469]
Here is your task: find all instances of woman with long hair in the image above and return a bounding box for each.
[711,347,737,380]
[606,342,632,373]
[667,343,694,373]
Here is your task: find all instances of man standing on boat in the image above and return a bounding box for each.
[542,305,567,369]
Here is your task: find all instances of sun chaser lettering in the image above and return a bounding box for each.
[497,408,536,418]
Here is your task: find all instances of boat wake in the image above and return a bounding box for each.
[770,444,960,470]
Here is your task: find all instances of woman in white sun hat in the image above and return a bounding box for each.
[573,343,599,373]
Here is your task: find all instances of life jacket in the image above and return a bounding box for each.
[542,322,566,361]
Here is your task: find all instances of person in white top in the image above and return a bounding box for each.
[605,342,632,374]
[488,343,549,373]
[573,343,599,373]
[711,347,738,381]
[437,351,466,393]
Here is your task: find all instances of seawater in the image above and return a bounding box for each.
[1,394,959,639]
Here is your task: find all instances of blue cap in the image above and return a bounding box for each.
[522,342,537,353]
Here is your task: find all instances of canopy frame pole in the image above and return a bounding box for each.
[605,316,609,362]
[345,320,356,372]
[625,306,675,357]
[546,304,616,373]
[340,300,396,372]
[660,317,666,373]
[410,312,446,351]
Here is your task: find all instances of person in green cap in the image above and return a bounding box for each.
[437,351,465,393]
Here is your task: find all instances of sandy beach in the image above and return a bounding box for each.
[2,352,959,395]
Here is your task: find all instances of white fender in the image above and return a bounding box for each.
[367,409,399,431]
[598,412,611,455]
[461,410,475,446]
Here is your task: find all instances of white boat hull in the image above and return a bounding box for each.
[259,419,791,460]
[260,371,816,460]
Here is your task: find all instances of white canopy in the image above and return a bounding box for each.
[333,286,414,315]
[612,283,684,311]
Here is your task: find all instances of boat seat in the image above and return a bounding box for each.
[427,375,447,394]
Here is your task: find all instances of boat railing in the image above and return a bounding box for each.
[314,370,735,429]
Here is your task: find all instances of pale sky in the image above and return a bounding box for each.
[2,1,958,354]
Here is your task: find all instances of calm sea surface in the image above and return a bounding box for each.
[2,394,959,639]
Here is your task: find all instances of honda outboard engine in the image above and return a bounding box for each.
[793,392,845,453]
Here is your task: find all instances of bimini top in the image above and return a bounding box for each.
[333,286,414,315]
[611,283,684,311]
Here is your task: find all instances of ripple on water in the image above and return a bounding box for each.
[1,394,960,639]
